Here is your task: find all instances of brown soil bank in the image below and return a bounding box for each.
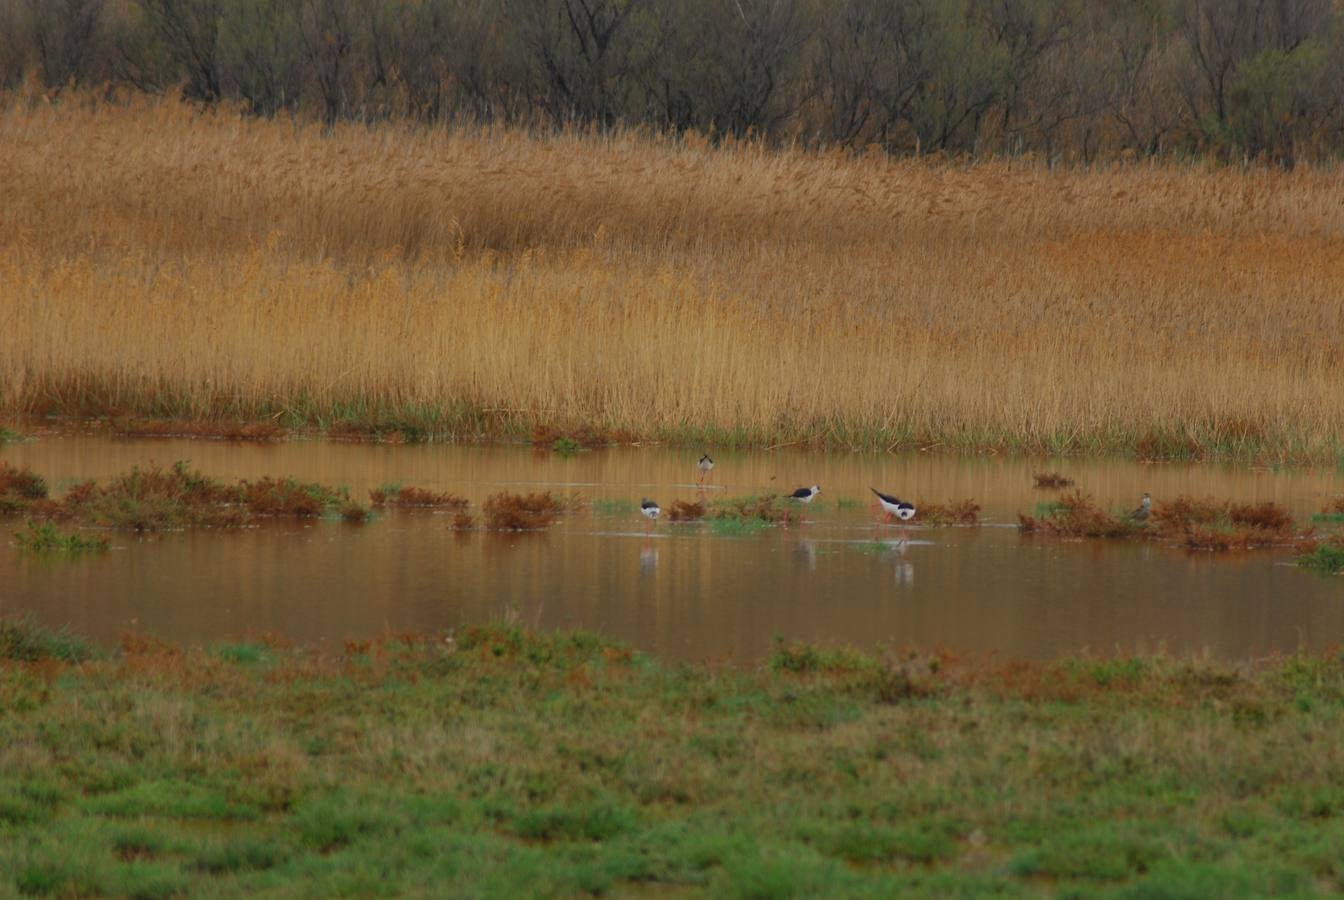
[3,95,1344,459]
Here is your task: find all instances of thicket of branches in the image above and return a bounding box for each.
[4,0,1343,164]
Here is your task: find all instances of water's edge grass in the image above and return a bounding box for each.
[4,618,1344,897]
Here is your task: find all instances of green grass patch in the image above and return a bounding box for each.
[707,517,768,536]
[1298,543,1344,575]
[0,617,97,662]
[6,621,1344,895]
[591,498,635,515]
[12,520,109,554]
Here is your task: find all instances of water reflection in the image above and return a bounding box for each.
[639,541,658,576]
[1,434,1341,662]
[792,538,817,572]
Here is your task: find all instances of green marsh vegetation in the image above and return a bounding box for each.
[5,619,1344,896]
[11,520,109,554]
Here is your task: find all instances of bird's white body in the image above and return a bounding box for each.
[1132,493,1152,521]
[788,485,822,503]
[640,499,661,521]
[871,488,916,521]
[698,454,714,474]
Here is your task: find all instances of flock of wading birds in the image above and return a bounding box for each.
[636,455,1157,533]
[636,453,916,532]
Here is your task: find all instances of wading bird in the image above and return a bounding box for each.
[870,488,916,524]
[640,498,661,533]
[1131,492,1152,522]
[697,453,714,485]
[787,485,821,503]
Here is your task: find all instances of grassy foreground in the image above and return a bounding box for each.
[4,620,1344,897]
[3,94,1344,459]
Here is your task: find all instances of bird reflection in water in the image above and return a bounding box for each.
[891,540,914,587]
[639,540,658,576]
[793,537,817,572]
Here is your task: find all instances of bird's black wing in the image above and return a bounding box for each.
[790,487,810,498]
[870,487,899,504]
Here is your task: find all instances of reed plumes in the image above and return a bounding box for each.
[4,96,1344,457]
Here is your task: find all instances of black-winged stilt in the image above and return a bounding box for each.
[640,498,661,532]
[871,488,916,523]
[1131,493,1152,522]
[697,454,714,485]
[787,485,821,503]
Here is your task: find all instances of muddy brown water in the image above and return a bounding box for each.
[2,435,1342,662]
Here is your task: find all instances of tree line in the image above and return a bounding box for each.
[4,0,1342,164]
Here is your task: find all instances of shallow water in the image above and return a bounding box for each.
[2,435,1342,662]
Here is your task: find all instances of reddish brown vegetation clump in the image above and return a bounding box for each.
[1150,495,1299,551]
[451,510,476,530]
[667,500,706,521]
[0,461,51,515]
[482,491,562,530]
[238,477,339,517]
[1023,491,1306,552]
[911,499,981,526]
[1,461,357,532]
[1033,473,1075,489]
[369,486,468,508]
[1018,491,1137,538]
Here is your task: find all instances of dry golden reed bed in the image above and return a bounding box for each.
[3,94,1343,457]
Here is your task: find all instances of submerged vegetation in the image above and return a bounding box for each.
[3,96,1344,458]
[5,618,1344,896]
[1033,472,1075,489]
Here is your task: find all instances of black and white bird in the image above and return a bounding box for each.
[871,488,917,522]
[787,485,822,503]
[640,498,662,523]
[1131,492,1152,522]
[697,454,714,485]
